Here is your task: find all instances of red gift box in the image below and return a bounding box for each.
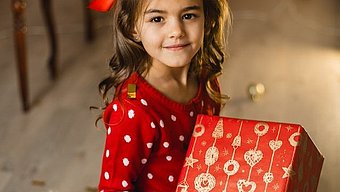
[176,115,324,192]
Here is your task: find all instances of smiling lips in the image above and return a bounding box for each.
[164,43,190,51]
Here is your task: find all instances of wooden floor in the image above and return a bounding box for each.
[0,1,112,191]
[0,0,339,192]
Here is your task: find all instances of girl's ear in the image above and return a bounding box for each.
[132,26,141,42]
[133,35,141,42]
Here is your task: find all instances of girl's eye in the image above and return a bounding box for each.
[150,17,163,23]
[182,14,196,20]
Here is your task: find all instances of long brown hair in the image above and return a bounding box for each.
[96,0,232,119]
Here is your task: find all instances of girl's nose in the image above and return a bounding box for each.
[168,19,185,39]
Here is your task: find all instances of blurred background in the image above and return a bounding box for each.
[0,0,339,191]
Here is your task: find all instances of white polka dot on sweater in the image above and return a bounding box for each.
[122,180,128,187]
[168,175,174,182]
[104,172,110,180]
[171,115,176,121]
[147,173,153,179]
[166,156,172,161]
[141,158,147,164]
[113,104,118,111]
[141,99,148,106]
[107,127,111,135]
[190,111,194,117]
[151,122,156,129]
[124,135,131,143]
[160,120,164,128]
[123,158,129,166]
[179,135,185,142]
[163,142,169,148]
[146,143,153,148]
[128,109,135,119]
[105,150,110,158]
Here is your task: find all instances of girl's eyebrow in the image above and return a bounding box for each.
[182,5,201,12]
[144,5,202,15]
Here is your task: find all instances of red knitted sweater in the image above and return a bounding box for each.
[98,72,220,191]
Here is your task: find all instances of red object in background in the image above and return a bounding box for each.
[88,0,115,12]
[176,115,324,192]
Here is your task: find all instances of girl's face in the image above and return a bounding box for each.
[135,0,204,70]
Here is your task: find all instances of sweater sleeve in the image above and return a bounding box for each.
[98,99,158,191]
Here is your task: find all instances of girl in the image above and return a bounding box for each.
[89,0,231,191]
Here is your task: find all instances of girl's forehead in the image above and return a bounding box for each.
[144,0,203,10]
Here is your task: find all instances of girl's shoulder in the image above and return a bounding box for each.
[102,72,155,129]
[103,95,152,129]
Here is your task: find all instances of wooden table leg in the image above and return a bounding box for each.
[11,0,93,112]
[41,0,58,80]
[11,0,29,112]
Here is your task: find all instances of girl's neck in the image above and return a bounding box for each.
[143,64,198,104]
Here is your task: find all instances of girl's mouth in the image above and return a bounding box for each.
[164,44,189,51]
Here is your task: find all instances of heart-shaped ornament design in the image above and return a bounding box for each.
[244,149,263,167]
[269,140,282,151]
[237,179,256,192]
